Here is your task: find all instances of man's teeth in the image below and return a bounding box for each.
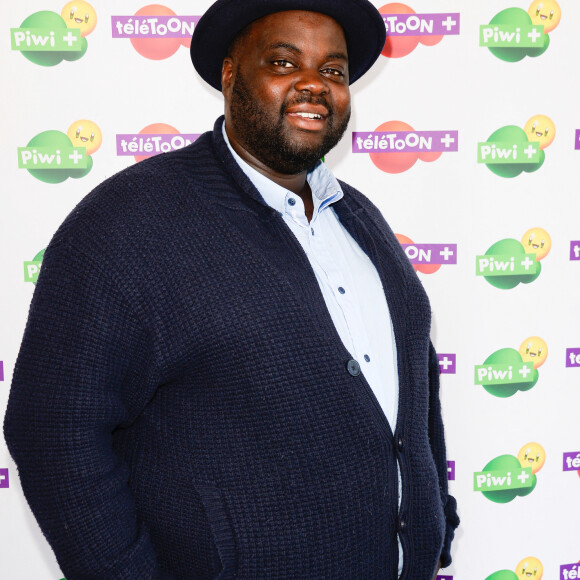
[295,112,322,119]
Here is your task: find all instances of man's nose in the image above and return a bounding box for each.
[294,68,329,95]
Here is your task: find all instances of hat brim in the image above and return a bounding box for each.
[191,0,386,91]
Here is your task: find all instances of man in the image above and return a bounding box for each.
[4,1,458,578]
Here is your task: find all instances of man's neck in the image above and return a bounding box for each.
[225,126,315,221]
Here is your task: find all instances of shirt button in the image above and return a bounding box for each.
[311,228,315,236]
[397,436,403,451]
[288,198,296,206]
[338,286,346,294]
[364,354,370,362]
[346,359,361,376]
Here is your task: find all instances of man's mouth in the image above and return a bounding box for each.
[283,102,331,131]
[292,112,324,120]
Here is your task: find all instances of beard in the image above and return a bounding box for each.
[228,67,350,175]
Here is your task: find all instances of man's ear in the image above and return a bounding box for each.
[221,58,235,98]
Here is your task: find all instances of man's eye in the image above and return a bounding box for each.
[272,60,293,68]
[322,68,344,77]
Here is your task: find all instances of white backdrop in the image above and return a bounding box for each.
[1,1,579,578]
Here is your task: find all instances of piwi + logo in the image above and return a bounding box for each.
[11,2,96,66]
[24,249,45,284]
[478,115,555,178]
[476,228,551,289]
[481,1,561,62]
[18,120,102,183]
[475,336,548,398]
[474,442,545,503]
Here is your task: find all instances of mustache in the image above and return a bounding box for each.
[281,94,333,117]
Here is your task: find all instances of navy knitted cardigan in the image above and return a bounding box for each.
[4,117,458,580]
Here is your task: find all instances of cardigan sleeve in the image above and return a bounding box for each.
[428,341,460,568]
[3,238,171,580]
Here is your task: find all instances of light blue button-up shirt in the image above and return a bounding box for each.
[223,124,403,574]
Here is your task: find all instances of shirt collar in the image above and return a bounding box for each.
[222,121,343,220]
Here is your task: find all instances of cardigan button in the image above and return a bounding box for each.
[397,436,403,451]
[399,518,407,533]
[346,359,361,376]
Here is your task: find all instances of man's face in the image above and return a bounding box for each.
[222,10,351,175]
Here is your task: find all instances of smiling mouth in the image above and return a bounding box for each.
[80,137,88,142]
[75,18,83,23]
[287,111,327,121]
[296,112,323,120]
[540,14,547,20]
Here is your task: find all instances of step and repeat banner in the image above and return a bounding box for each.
[1,1,579,578]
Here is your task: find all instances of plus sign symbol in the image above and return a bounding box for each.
[438,354,456,375]
[0,468,9,489]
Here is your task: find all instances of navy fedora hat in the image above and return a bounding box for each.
[191,0,386,91]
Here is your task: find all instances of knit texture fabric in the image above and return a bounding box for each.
[4,116,458,580]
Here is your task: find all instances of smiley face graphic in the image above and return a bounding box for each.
[528,0,561,33]
[521,227,551,261]
[518,337,548,370]
[66,119,102,155]
[61,1,97,37]
[515,556,543,579]
[524,115,555,150]
[517,443,546,475]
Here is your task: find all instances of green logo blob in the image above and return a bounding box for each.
[488,7,549,62]
[485,126,544,178]
[485,571,518,580]
[482,454,536,504]
[481,348,538,397]
[18,11,87,66]
[482,238,541,289]
[25,130,93,183]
